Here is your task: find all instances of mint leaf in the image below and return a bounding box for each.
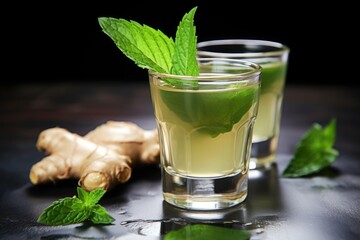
[282,119,339,177]
[171,6,199,77]
[98,17,174,73]
[164,224,251,240]
[89,205,115,224]
[37,197,90,226]
[98,7,199,86]
[160,85,258,137]
[37,187,114,226]
[88,188,106,206]
[77,186,89,203]
[78,187,106,206]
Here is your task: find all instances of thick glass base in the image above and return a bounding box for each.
[162,169,248,210]
[250,136,277,169]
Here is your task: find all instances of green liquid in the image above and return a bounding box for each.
[253,62,287,141]
[259,62,287,94]
[150,83,259,177]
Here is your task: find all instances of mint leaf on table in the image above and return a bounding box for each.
[37,187,115,226]
[89,205,116,224]
[164,224,251,240]
[282,118,339,177]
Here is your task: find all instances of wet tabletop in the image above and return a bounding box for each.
[1,82,359,239]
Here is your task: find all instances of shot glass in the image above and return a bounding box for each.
[197,39,289,169]
[149,58,261,210]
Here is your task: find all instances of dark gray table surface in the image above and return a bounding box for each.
[0,82,359,240]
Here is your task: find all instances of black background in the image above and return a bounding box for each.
[4,1,357,86]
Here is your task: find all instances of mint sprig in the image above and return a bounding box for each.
[98,7,253,137]
[98,6,199,83]
[37,187,115,226]
[282,118,339,177]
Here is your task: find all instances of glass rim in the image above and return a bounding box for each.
[197,39,290,58]
[149,58,261,81]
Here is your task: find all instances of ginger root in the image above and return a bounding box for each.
[85,121,159,166]
[29,121,160,191]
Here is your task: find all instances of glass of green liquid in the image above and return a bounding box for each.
[149,58,261,210]
[197,39,289,169]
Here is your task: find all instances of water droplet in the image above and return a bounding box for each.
[146,191,156,196]
[118,208,127,215]
[256,228,265,234]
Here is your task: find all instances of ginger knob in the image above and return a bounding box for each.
[30,127,132,191]
[29,121,160,191]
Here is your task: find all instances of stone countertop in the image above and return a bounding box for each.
[0,82,359,239]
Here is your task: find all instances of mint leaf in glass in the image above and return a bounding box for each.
[164,224,251,240]
[282,118,339,177]
[160,85,258,137]
[37,187,115,226]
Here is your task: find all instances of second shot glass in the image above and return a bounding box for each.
[197,39,289,169]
